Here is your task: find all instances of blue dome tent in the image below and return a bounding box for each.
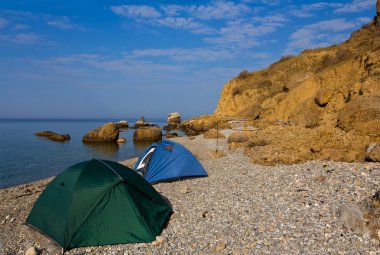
[134,140,208,183]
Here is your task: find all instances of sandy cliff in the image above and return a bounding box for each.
[185,2,380,165]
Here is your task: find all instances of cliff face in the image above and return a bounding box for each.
[215,12,380,133]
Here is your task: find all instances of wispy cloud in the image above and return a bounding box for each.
[47,16,79,30]
[156,17,215,34]
[285,19,357,54]
[111,5,161,18]
[0,17,8,29]
[204,18,281,48]
[334,0,375,13]
[0,32,41,44]
[188,1,250,20]
[129,47,233,62]
[290,2,342,17]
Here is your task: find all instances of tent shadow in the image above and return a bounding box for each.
[151,175,208,185]
[159,194,174,230]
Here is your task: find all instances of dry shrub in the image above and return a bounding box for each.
[269,55,294,67]
[238,70,250,79]
[317,48,353,72]
[248,139,270,147]
[232,87,241,96]
[257,79,273,88]
[203,128,225,139]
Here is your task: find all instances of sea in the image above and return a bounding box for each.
[0,119,183,189]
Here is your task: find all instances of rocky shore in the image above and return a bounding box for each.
[1,130,380,254]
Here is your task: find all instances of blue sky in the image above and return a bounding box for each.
[0,0,376,119]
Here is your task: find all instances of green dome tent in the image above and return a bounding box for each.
[26,159,172,251]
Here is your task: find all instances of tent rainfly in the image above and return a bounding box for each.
[26,159,172,251]
[134,140,208,183]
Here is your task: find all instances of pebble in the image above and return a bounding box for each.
[180,187,191,194]
[155,235,166,244]
[214,243,227,252]
[25,246,38,255]
[1,133,380,255]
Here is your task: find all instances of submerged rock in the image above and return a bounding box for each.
[116,120,129,128]
[35,131,70,142]
[117,137,126,143]
[82,122,119,143]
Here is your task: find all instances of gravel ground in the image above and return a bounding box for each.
[1,130,380,255]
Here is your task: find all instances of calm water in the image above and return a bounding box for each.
[0,119,182,189]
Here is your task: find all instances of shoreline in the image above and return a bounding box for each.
[1,131,380,254]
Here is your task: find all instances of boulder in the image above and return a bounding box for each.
[116,120,129,128]
[337,96,380,136]
[227,132,250,143]
[35,131,70,142]
[133,127,162,141]
[167,112,181,123]
[288,100,322,128]
[203,128,225,139]
[82,122,119,143]
[337,203,370,239]
[366,143,380,162]
[358,191,380,239]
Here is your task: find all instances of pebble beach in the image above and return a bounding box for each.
[1,130,380,254]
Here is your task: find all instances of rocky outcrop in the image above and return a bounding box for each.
[183,3,380,165]
[213,13,380,137]
[133,127,162,141]
[82,122,119,143]
[168,112,181,123]
[164,112,182,131]
[35,131,70,142]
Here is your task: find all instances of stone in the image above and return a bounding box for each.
[133,127,162,141]
[152,240,161,246]
[82,122,119,143]
[365,143,380,162]
[117,137,126,143]
[167,112,181,123]
[214,243,226,252]
[35,131,70,142]
[180,187,191,194]
[337,203,370,239]
[25,247,38,255]
[227,132,249,144]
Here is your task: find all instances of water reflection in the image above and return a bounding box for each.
[132,140,155,151]
[83,142,120,157]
